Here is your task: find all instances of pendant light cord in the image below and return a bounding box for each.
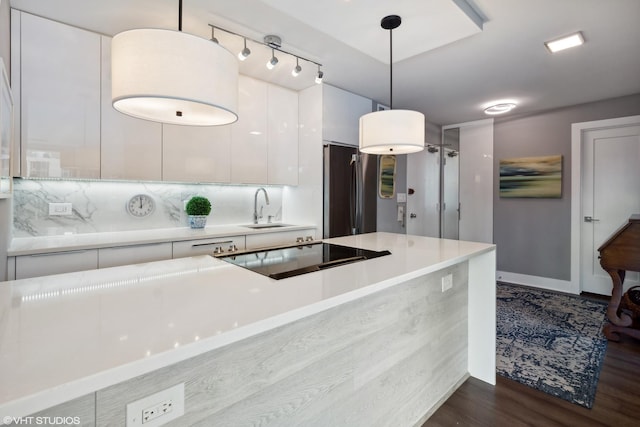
[178,0,182,31]
[389,26,393,109]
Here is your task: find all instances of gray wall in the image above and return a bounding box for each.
[0,0,10,281]
[494,93,640,280]
[377,121,441,233]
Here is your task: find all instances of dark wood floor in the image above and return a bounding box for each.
[423,329,640,426]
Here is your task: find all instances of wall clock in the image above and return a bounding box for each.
[127,194,156,218]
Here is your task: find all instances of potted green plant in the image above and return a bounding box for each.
[185,196,211,229]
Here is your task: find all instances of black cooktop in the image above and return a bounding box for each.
[218,242,391,280]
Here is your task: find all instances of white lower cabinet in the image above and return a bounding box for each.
[245,229,316,250]
[15,249,99,279]
[172,236,246,258]
[98,243,172,269]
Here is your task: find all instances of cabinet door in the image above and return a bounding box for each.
[16,250,98,279]
[268,84,298,185]
[98,243,172,269]
[19,12,101,178]
[231,76,268,184]
[172,236,246,258]
[100,37,162,181]
[322,85,372,146]
[245,229,316,250]
[163,124,231,183]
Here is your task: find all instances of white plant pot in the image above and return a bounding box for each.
[188,215,208,229]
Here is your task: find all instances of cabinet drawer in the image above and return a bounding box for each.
[245,229,316,250]
[98,243,172,268]
[172,236,246,258]
[16,249,99,279]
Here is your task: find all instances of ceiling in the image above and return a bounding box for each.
[9,0,640,125]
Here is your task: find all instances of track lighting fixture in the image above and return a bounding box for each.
[207,24,323,84]
[238,37,251,61]
[267,49,279,70]
[292,58,302,77]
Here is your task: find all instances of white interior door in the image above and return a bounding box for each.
[406,149,440,237]
[581,124,640,295]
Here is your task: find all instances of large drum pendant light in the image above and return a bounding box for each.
[359,15,424,154]
[111,0,238,126]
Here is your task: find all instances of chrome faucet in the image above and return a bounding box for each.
[253,187,270,224]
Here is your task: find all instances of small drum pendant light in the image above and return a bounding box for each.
[359,15,424,154]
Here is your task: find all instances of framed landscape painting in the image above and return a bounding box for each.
[499,155,562,198]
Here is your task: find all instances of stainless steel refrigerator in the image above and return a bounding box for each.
[323,144,377,238]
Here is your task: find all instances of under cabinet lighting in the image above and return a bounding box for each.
[544,32,584,53]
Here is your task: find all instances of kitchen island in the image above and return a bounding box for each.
[0,232,496,426]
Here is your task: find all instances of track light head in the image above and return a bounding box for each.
[238,38,251,61]
[209,26,218,44]
[267,49,278,70]
[292,58,302,77]
[315,69,324,84]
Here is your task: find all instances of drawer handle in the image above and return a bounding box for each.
[191,240,233,248]
[29,249,89,257]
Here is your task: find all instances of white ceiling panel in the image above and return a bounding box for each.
[259,0,483,63]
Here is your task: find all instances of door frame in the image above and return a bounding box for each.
[570,115,640,294]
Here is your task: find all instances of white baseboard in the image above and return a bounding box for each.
[497,271,577,295]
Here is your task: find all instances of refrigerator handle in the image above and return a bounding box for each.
[350,154,358,234]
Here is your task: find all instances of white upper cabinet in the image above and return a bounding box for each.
[322,85,372,146]
[17,12,101,178]
[162,124,232,183]
[231,75,268,184]
[267,84,298,185]
[100,36,162,181]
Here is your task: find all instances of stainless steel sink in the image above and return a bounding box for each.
[242,223,292,229]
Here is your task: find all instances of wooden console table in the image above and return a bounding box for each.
[599,214,640,341]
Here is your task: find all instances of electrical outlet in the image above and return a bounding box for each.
[441,273,453,292]
[142,399,173,424]
[126,383,184,427]
[48,202,73,216]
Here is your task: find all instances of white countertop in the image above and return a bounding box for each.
[8,224,316,256]
[0,232,495,419]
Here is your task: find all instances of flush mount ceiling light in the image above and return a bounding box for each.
[111,0,238,126]
[484,103,516,115]
[544,31,584,53]
[359,15,425,155]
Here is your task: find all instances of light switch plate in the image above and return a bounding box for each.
[397,193,407,203]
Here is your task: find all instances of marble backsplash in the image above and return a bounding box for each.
[13,179,283,237]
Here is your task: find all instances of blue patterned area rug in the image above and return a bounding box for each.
[496,283,608,408]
